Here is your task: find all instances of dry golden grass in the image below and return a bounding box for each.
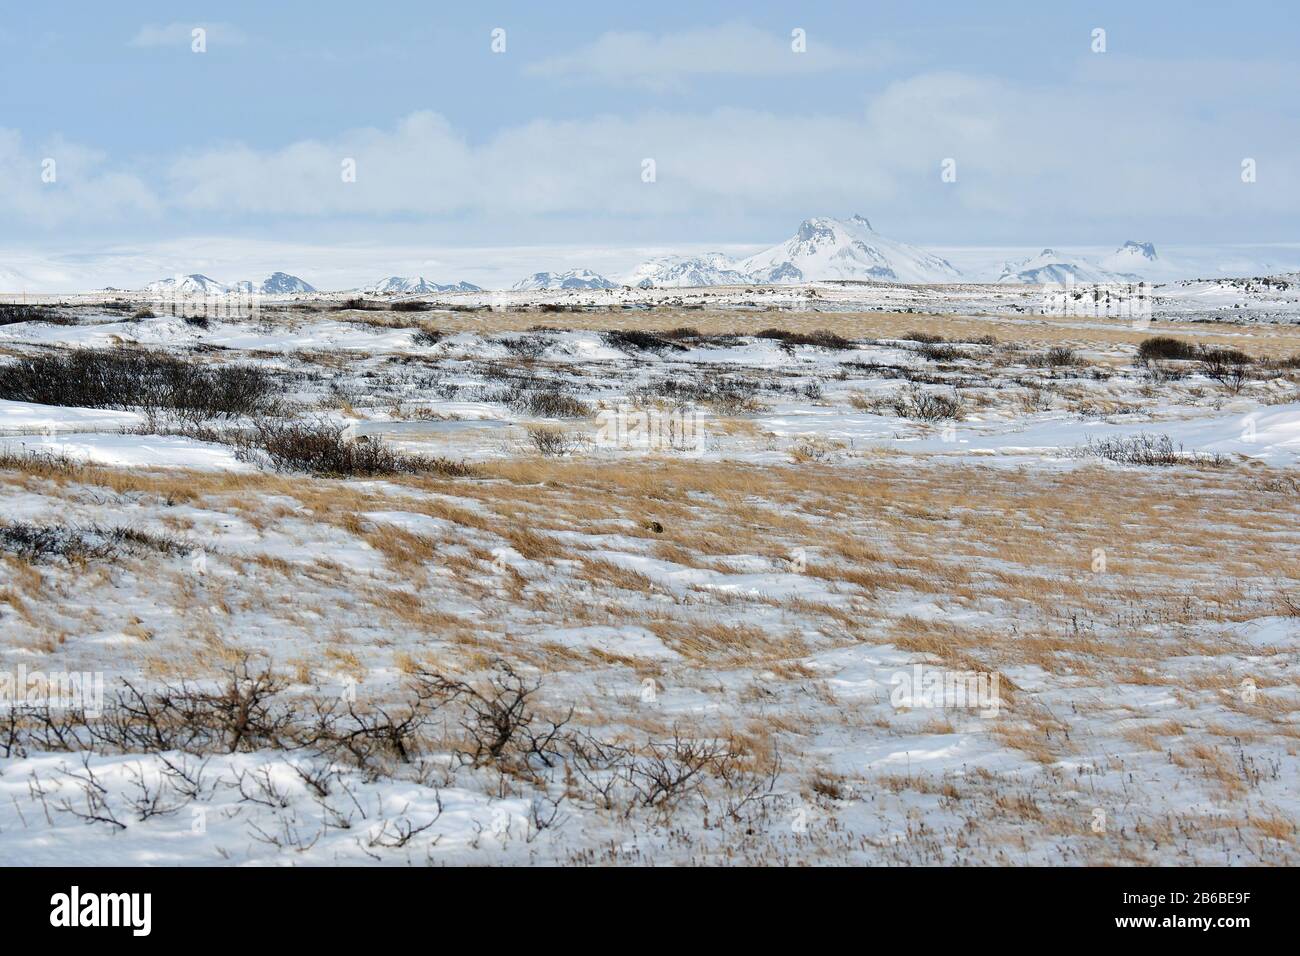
[3,414,1297,790]
[308,305,1300,358]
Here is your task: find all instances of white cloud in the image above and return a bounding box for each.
[0,129,161,229]
[4,62,1296,244]
[130,22,248,48]
[162,108,887,220]
[524,21,877,91]
[157,68,1298,232]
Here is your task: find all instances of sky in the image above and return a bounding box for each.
[1,2,1297,288]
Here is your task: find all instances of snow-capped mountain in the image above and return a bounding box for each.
[511,269,618,291]
[144,272,317,295]
[228,273,316,295]
[997,248,1141,284]
[363,276,483,294]
[144,274,229,296]
[627,254,751,288]
[619,216,963,287]
[1100,241,1159,278]
[739,215,963,284]
[255,272,316,294]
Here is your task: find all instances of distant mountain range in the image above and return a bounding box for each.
[511,269,618,291]
[130,226,1174,296]
[140,272,488,296]
[627,253,751,288]
[740,215,964,284]
[995,242,1160,284]
[363,276,483,294]
[622,219,1168,288]
[144,272,316,295]
[625,216,963,287]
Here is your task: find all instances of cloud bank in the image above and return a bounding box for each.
[5,60,1296,243]
[523,21,877,91]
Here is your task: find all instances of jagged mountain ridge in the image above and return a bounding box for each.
[363,276,483,294]
[997,243,1157,284]
[625,216,963,287]
[144,273,316,295]
[511,269,618,291]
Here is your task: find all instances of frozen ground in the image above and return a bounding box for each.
[6,271,1300,324]
[0,295,1296,865]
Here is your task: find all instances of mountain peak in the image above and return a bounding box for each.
[796,218,839,243]
[511,269,617,291]
[626,254,749,288]
[1118,240,1158,260]
[143,274,229,295]
[259,272,316,294]
[1000,247,1143,284]
[743,216,961,284]
[364,276,482,294]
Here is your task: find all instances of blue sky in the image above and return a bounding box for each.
[2,1,1297,261]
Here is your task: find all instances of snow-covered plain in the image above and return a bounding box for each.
[0,293,1297,865]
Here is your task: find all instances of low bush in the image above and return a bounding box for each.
[527,426,577,457]
[499,333,550,358]
[1073,432,1226,467]
[493,384,592,418]
[0,522,188,564]
[890,387,964,421]
[603,330,687,353]
[901,330,945,344]
[1027,346,1082,368]
[1199,347,1253,393]
[336,298,384,311]
[0,304,57,326]
[1137,336,1198,362]
[636,375,762,415]
[755,328,855,350]
[0,349,277,422]
[912,341,968,361]
[244,420,476,477]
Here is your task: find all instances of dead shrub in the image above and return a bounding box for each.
[527,426,578,457]
[410,659,572,768]
[891,387,964,421]
[244,420,476,477]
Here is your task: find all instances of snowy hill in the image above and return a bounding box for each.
[621,216,963,287]
[997,248,1140,284]
[738,215,963,284]
[228,273,317,295]
[512,269,618,291]
[1099,241,1161,279]
[363,276,483,294]
[256,272,316,294]
[627,254,751,288]
[144,273,317,296]
[144,274,230,296]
